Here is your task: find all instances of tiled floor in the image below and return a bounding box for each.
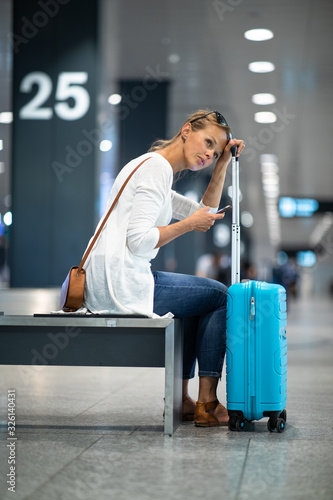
[0,288,333,500]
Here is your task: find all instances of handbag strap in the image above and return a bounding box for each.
[78,157,151,272]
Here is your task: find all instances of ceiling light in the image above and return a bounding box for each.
[262,173,279,184]
[255,111,277,123]
[248,61,275,73]
[260,154,278,163]
[265,198,277,206]
[252,93,276,105]
[0,112,13,123]
[265,191,280,198]
[263,185,280,194]
[260,152,281,247]
[99,140,112,152]
[261,162,279,174]
[244,29,274,41]
[3,211,12,226]
[108,94,122,105]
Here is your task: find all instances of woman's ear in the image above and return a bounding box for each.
[181,122,191,140]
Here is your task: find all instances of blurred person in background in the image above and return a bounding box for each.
[195,251,230,286]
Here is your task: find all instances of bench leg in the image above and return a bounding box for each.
[164,319,183,436]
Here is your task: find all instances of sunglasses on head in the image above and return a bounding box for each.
[189,111,229,127]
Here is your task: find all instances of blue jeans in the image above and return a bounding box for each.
[152,271,228,379]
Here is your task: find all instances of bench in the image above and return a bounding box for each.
[0,314,184,436]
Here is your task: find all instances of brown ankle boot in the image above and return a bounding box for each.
[194,400,220,427]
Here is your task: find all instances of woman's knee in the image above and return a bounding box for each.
[205,279,228,308]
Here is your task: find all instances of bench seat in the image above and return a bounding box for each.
[0,315,183,436]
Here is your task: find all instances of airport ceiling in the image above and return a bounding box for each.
[1,0,333,258]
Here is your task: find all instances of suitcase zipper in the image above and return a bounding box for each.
[250,296,255,320]
[249,288,259,418]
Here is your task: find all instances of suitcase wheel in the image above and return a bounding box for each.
[228,415,246,432]
[228,416,237,431]
[276,418,286,433]
[236,417,246,431]
[267,415,286,433]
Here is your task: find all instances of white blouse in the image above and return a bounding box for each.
[83,152,213,317]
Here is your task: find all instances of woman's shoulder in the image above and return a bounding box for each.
[136,152,172,170]
[114,152,171,187]
[126,152,172,179]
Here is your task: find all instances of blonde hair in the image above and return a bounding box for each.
[149,109,232,152]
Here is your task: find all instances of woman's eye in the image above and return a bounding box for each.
[206,139,218,158]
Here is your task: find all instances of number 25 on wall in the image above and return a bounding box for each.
[19,71,90,121]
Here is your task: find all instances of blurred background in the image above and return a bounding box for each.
[0,0,333,303]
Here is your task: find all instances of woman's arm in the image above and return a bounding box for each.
[155,207,225,248]
[202,138,245,208]
[127,157,172,255]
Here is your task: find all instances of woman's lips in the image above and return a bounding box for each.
[198,156,205,166]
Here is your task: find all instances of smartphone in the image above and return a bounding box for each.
[216,204,232,214]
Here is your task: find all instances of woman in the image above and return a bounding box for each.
[84,109,245,426]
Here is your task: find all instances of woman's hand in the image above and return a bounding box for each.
[155,207,224,248]
[216,138,245,169]
[188,206,225,232]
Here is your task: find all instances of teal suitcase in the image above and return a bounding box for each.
[225,147,287,432]
[226,280,287,432]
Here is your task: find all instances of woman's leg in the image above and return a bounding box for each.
[195,304,229,425]
[153,271,228,423]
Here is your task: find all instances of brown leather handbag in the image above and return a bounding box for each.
[60,157,151,312]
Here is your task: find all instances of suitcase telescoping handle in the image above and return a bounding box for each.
[231,143,240,285]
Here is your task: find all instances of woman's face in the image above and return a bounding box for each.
[184,124,229,171]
